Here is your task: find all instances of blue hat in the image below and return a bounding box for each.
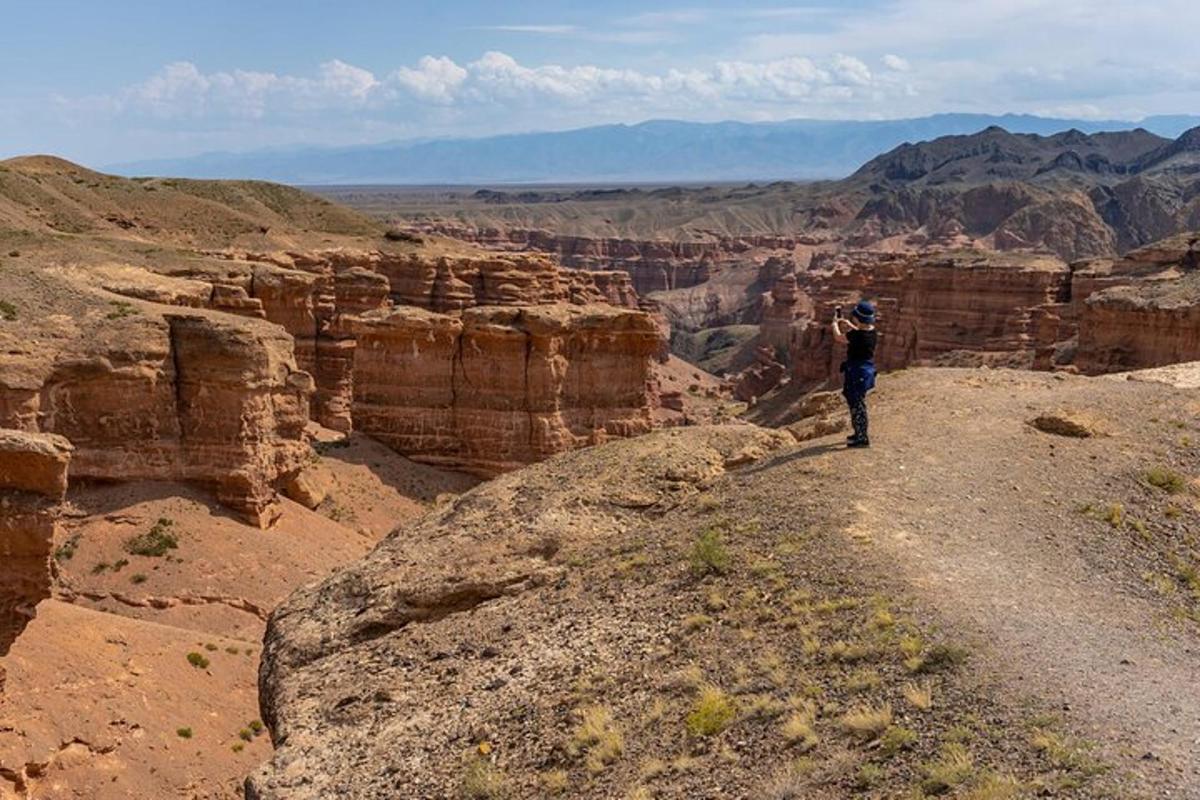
[851,300,876,324]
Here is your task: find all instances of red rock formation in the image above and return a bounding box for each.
[0,306,313,526]
[789,251,1072,387]
[734,346,787,402]
[347,303,661,475]
[0,430,71,657]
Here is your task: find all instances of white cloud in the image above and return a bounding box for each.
[83,50,900,122]
[882,54,910,72]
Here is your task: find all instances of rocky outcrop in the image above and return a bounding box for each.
[348,303,662,475]
[0,430,71,657]
[247,425,792,800]
[0,296,313,526]
[1073,235,1200,374]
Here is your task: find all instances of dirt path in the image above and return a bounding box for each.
[759,370,1200,797]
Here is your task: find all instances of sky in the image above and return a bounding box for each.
[2,0,1198,166]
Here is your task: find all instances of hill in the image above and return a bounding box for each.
[104,113,1200,185]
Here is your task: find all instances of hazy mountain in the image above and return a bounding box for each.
[105,114,1200,185]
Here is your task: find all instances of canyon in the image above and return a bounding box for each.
[1,124,1199,799]
[0,156,702,799]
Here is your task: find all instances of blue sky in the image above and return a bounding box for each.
[2,0,1198,165]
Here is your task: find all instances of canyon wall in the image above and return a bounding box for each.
[1074,236,1200,373]
[0,430,71,657]
[348,303,662,475]
[0,301,313,526]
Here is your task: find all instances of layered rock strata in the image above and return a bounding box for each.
[0,303,312,526]
[348,303,662,475]
[0,429,71,657]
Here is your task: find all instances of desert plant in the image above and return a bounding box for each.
[53,534,80,562]
[570,705,625,774]
[176,727,193,739]
[839,703,893,741]
[913,642,968,674]
[106,300,138,320]
[879,725,918,756]
[186,651,210,669]
[903,680,934,711]
[130,573,148,584]
[686,686,736,737]
[0,299,17,321]
[689,527,730,576]
[920,742,976,794]
[1144,466,1186,493]
[461,757,508,799]
[780,709,819,750]
[124,518,178,557]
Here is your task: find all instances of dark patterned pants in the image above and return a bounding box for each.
[847,395,869,441]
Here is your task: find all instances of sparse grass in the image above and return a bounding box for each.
[682,613,713,632]
[686,686,737,737]
[238,728,254,742]
[105,300,138,319]
[1103,502,1124,528]
[54,534,80,562]
[696,493,721,512]
[855,763,884,790]
[186,652,210,669]
[570,705,625,774]
[112,558,129,571]
[690,527,730,577]
[540,770,569,794]
[879,724,918,756]
[1144,466,1186,494]
[91,561,110,575]
[176,727,193,738]
[461,757,508,799]
[780,708,819,750]
[124,517,178,557]
[231,742,245,753]
[920,742,976,794]
[961,773,1023,800]
[839,703,893,741]
[248,719,264,734]
[903,680,934,711]
[843,669,881,693]
[130,573,148,584]
[910,642,969,674]
[0,299,17,321]
[204,642,218,651]
[1029,724,1107,776]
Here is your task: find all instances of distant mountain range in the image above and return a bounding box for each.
[105,114,1200,185]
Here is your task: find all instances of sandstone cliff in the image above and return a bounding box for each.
[348,303,662,475]
[0,266,313,526]
[0,430,71,658]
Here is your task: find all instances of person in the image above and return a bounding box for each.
[831,300,878,448]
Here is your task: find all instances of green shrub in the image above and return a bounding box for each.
[53,534,80,562]
[186,652,210,669]
[124,518,178,557]
[686,686,736,737]
[1144,467,1186,493]
[176,727,193,739]
[0,300,17,321]
[689,528,730,577]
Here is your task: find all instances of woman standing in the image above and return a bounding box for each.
[831,300,878,448]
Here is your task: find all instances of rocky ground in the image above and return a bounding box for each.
[248,366,1200,799]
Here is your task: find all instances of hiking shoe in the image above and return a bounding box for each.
[847,438,871,448]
